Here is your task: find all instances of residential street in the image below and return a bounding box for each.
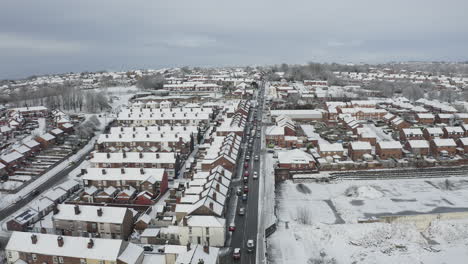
[222,83,265,263]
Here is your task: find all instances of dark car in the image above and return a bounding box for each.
[143,245,154,252]
[243,185,249,193]
[229,225,236,232]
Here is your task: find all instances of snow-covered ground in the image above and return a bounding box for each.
[363,123,393,141]
[300,124,329,144]
[268,178,468,263]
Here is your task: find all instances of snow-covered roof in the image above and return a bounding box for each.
[186,215,226,228]
[117,242,144,264]
[1,151,23,163]
[84,168,165,182]
[6,232,128,261]
[91,152,175,164]
[407,140,430,149]
[278,149,315,164]
[318,143,344,152]
[350,141,372,150]
[53,204,129,224]
[378,141,402,149]
[432,138,457,147]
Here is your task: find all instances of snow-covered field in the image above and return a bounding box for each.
[268,178,468,263]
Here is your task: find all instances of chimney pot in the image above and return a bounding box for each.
[97,208,103,217]
[57,236,64,247]
[87,239,94,249]
[121,168,125,174]
[31,234,38,244]
[74,205,80,215]
[203,245,209,254]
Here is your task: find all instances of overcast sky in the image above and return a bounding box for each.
[1,0,468,79]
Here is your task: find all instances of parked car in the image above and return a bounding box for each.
[143,245,154,252]
[244,171,249,177]
[246,155,250,160]
[247,240,255,252]
[229,225,236,232]
[244,162,249,168]
[253,172,258,180]
[243,185,249,193]
[233,248,241,260]
[243,176,248,183]
[254,155,259,161]
[237,187,243,196]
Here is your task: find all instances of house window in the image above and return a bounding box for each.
[7,251,12,258]
[206,227,210,235]
[32,254,37,261]
[53,256,58,264]
[59,257,64,263]
[80,259,87,264]
[189,227,192,234]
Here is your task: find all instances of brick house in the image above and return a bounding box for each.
[53,204,134,239]
[318,143,344,157]
[430,138,457,156]
[423,127,444,140]
[400,128,424,141]
[456,137,468,153]
[348,141,372,161]
[404,140,430,156]
[275,149,317,182]
[436,113,455,124]
[35,133,56,148]
[443,126,464,139]
[5,232,143,264]
[90,152,177,179]
[416,113,435,125]
[376,141,403,159]
[82,168,168,198]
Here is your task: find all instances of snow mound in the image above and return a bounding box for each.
[345,185,383,199]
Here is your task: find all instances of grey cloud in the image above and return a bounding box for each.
[1,0,468,79]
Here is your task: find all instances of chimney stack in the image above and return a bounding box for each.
[121,168,125,174]
[203,245,210,254]
[140,168,145,174]
[87,239,94,249]
[212,192,217,201]
[53,205,59,215]
[57,236,64,247]
[31,234,38,244]
[156,153,160,159]
[209,202,214,210]
[183,216,188,226]
[97,208,103,217]
[74,205,80,215]
[106,152,111,159]
[139,152,143,159]
[81,169,87,175]
[102,169,106,175]
[186,243,191,251]
[120,127,124,132]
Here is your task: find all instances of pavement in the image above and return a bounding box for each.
[222,83,266,263]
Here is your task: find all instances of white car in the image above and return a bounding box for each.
[247,240,255,252]
[253,172,258,180]
[254,155,259,161]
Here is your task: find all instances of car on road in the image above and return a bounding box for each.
[242,193,248,201]
[247,240,255,252]
[253,171,258,179]
[243,176,248,183]
[236,187,242,196]
[233,248,241,260]
[244,162,249,168]
[243,185,249,193]
[256,134,260,138]
[254,155,259,161]
[229,225,236,232]
[238,207,245,216]
[244,171,249,177]
[246,155,250,160]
